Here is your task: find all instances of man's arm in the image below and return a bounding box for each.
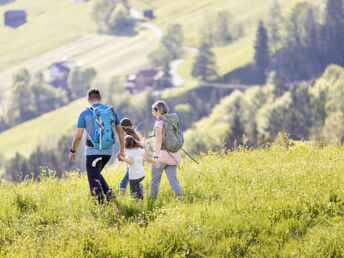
[115,124,125,159]
[69,128,84,162]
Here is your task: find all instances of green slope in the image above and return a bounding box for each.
[0,98,86,160]
[0,0,325,162]
[0,0,94,71]
[1,145,344,256]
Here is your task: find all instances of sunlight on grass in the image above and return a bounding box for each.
[1,144,344,256]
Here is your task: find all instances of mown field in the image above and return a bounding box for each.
[1,143,344,256]
[0,0,93,72]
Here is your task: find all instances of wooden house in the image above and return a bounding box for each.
[4,10,27,27]
[48,61,75,91]
[143,9,154,19]
[126,69,163,93]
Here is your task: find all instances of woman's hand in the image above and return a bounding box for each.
[154,160,160,168]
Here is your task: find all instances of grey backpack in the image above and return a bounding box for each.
[160,113,184,152]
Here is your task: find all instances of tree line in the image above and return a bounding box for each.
[254,0,344,82]
[0,67,97,132]
[184,64,344,154]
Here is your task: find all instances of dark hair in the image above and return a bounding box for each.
[125,135,143,149]
[87,89,101,101]
[120,118,142,142]
[120,117,133,127]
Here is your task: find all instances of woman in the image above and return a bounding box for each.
[149,100,184,199]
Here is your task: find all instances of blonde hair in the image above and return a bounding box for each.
[152,100,169,115]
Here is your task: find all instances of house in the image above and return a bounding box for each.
[126,69,164,93]
[4,10,27,27]
[48,61,75,91]
[143,9,154,19]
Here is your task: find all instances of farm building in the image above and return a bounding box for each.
[143,9,154,19]
[126,69,163,93]
[4,10,27,27]
[48,61,75,91]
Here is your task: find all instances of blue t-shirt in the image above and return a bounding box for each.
[77,103,120,156]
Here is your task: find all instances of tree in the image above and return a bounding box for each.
[254,21,270,83]
[92,0,117,32]
[224,103,245,148]
[161,24,184,60]
[304,7,323,76]
[108,3,135,33]
[12,68,30,85]
[273,75,289,97]
[323,0,344,66]
[5,81,34,126]
[68,67,97,99]
[191,41,217,82]
[214,11,232,45]
[282,83,312,140]
[199,12,214,46]
[105,76,126,103]
[266,0,284,52]
[148,24,184,76]
[30,79,68,116]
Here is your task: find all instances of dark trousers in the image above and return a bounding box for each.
[129,176,145,199]
[86,155,111,203]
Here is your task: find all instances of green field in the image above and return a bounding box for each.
[0,31,155,95]
[0,98,86,161]
[0,0,94,72]
[0,0,326,163]
[1,144,344,256]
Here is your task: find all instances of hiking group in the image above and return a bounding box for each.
[69,89,185,203]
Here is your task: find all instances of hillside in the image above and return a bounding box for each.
[0,0,94,72]
[1,145,344,256]
[0,98,86,161]
[183,65,344,154]
[0,0,330,166]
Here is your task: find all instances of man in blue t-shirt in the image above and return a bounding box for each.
[69,89,125,203]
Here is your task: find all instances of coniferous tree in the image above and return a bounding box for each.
[273,75,289,97]
[254,21,270,83]
[215,11,232,45]
[225,103,245,149]
[191,41,217,82]
[267,0,284,52]
[323,0,344,66]
[304,7,323,76]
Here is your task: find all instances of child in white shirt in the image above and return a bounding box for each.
[121,135,160,199]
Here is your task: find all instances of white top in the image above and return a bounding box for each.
[126,148,146,180]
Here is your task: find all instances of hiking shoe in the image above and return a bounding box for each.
[106,190,116,201]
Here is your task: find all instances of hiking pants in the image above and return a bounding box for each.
[129,176,145,199]
[119,167,144,191]
[86,155,111,203]
[149,162,183,199]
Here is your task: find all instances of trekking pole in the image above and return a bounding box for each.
[181,148,199,165]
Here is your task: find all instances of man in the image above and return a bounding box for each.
[69,89,125,203]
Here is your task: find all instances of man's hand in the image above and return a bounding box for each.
[69,152,76,162]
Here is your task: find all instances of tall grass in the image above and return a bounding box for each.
[1,142,344,256]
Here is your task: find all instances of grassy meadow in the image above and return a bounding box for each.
[1,142,344,256]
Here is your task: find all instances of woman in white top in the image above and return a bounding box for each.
[121,135,159,199]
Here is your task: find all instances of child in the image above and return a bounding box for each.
[121,135,160,199]
[118,118,146,196]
